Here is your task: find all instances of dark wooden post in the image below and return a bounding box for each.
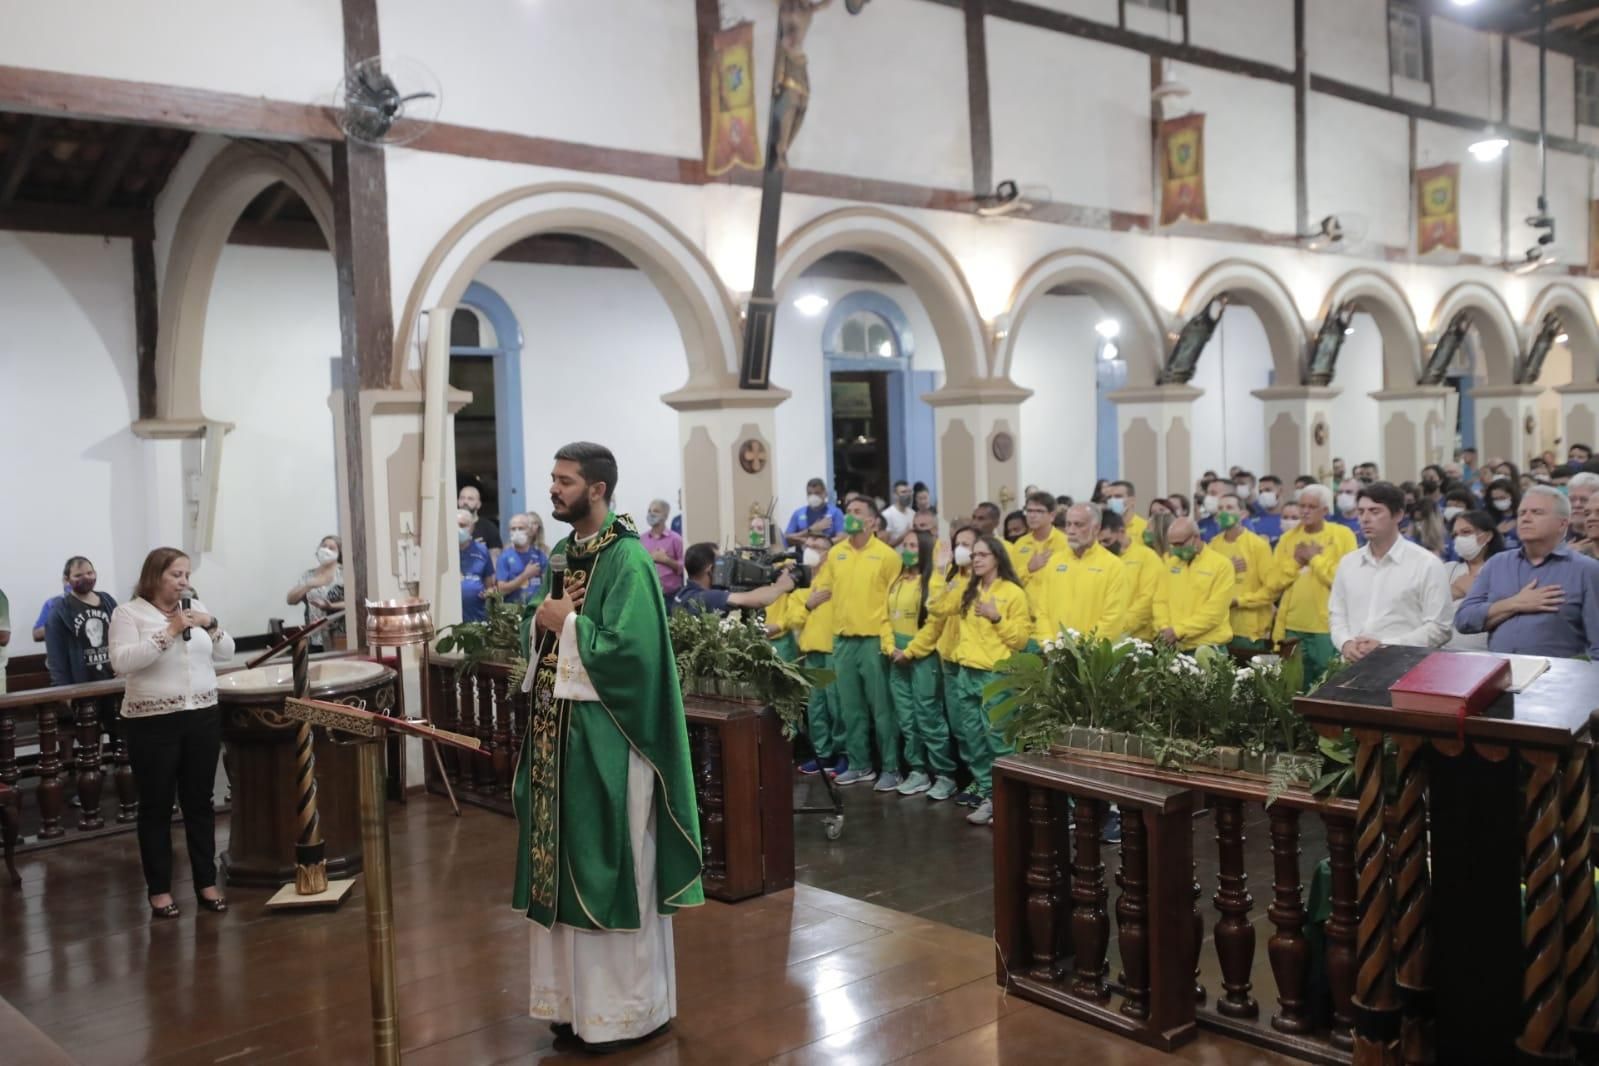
[1117,807,1151,1020]
[1561,743,1599,1049]
[1266,805,1311,1035]
[1024,785,1068,981]
[35,705,64,838]
[491,674,512,799]
[1351,728,1400,1063]
[1212,796,1258,1018]
[110,718,137,823]
[72,699,104,830]
[470,675,493,793]
[1325,810,1359,1051]
[1192,858,1207,1004]
[1518,749,1570,1060]
[1391,737,1434,1062]
[0,715,16,796]
[1069,797,1109,1002]
[693,724,727,887]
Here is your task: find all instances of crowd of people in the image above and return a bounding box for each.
[653,451,1599,833]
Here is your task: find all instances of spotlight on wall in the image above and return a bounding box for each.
[1468,135,1508,162]
[1449,0,1478,7]
[1100,342,1120,362]
[1095,319,1121,340]
[1557,332,1570,344]
[1343,326,1355,336]
[793,293,830,316]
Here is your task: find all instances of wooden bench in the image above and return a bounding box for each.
[0,995,75,1064]
[993,753,1198,1052]
[0,781,19,886]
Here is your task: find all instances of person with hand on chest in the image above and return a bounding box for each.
[884,531,951,798]
[1153,518,1236,652]
[1006,491,1070,591]
[1029,503,1129,644]
[1205,495,1277,653]
[497,513,551,606]
[1268,484,1358,681]
[1098,509,1163,641]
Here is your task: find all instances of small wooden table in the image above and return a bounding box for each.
[682,698,794,902]
[1297,647,1599,1065]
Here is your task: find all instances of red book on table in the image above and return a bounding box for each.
[1388,652,1511,717]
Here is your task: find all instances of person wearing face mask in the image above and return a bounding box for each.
[783,477,845,546]
[1485,476,1523,550]
[1029,504,1128,644]
[1442,510,1503,650]
[497,513,552,606]
[948,535,1032,827]
[286,536,345,650]
[780,535,846,777]
[898,525,977,803]
[457,483,502,561]
[880,480,916,549]
[1002,510,1028,542]
[1205,495,1277,652]
[1153,519,1235,652]
[1233,470,1260,515]
[1267,485,1357,682]
[1330,478,1364,543]
[1098,509,1162,641]
[1007,491,1071,588]
[457,508,496,623]
[1196,478,1230,541]
[632,501,682,597]
[883,531,954,798]
[1102,480,1146,546]
[806,497,904,789]
[1248,475,1287,543]
[46,556,119,685]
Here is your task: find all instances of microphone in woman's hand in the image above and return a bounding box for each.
[181,596,192,641]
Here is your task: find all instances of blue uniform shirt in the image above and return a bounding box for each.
[785,503,845,539]
[1248,513,1284,545]
[495,545,548,605]
[460,542,494,622]
[670,582,731,615]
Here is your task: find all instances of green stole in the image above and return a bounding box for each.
[512,512,705,929]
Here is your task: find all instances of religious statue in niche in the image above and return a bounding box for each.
[1307,302,1356,387]
[773,0,835,169]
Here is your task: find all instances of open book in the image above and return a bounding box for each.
[1503,654,1551,693]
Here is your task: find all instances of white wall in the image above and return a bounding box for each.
[1307,95,1411,251]
[0,234,144,647]
[1169,68,1297,234]
[1189,0,1293,70]
[472,261,688,536]
[1307,0,1389,94]
[1190,306,1273,477]
[197,245,342,637]
[1325,312,1385,476]
[1009,294,1100,498]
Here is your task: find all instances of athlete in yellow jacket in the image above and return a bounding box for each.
[903,527,977,803]
[1267,486,1357,680]
[1153,519,1236,650]
[1006,491,1069,587]
[788,534,844,775]
[1028,504,1128,643]
[1205,497,1277,648]
[1097,508,1160,640]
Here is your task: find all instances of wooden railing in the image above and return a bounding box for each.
[994,748,1360,1065]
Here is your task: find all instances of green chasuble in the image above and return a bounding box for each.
[512,512,705,930]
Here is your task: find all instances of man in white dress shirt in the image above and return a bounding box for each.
[1328,481,1452,662]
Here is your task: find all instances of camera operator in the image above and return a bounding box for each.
[672,542,795,615]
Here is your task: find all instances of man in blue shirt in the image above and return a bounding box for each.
[1455,486,1599,658]
[458,509,496,622]
[495,512,548,605]
[32,588,64,642]
[670,543,795,615]
[783,477,844,546]
[1331,478,1365,545]
[1247,475,1286,543]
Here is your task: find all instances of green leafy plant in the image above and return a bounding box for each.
[667,611,832,738]
[1309,730,1357,800]
[434,593,529,687]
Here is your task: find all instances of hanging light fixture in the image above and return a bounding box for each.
[1468,135,1509,161]
[1151,6,1189,104]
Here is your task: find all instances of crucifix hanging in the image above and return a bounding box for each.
[739,0,870,389]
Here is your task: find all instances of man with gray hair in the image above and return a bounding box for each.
[1455,485,1599,658]
[1028,502,1129,643]
[1266,483,1357,681]
[1567,472,1599,543]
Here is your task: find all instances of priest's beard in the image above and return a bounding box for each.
[551,492,593,525]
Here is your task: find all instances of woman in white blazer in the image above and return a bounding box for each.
[109,547,235,919]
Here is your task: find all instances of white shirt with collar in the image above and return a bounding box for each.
[1328,536,1453,653]
[882,504,914,544]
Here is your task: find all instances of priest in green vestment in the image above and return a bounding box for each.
[512,442,703,1053]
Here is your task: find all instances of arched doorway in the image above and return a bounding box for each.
[448,282,526,541]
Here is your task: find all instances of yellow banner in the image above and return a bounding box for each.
[1159,113,1207,225]
[1416,163,1460,255]
[706,23,762,177]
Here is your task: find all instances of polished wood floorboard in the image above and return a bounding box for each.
[0,793,1296,1064]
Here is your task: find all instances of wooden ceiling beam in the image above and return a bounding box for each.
[1490,0,1599,35]
[86,125,147,208]
[0,202,153,239]
[0,116,44,205]
[255,183,295,224]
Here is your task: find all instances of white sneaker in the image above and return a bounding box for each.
[835,768,878,786]
[873,772,902,792]
[896,771,932,795]
[966,798,993,826]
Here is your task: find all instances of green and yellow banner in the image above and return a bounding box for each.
[1159,113,1207,225]
[705,22,762,177]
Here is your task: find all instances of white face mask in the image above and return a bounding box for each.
[1337,492,1357,514]
[1281,518,1301,532]
[510,531,530,549]
[952,545,973,568]
[1201,496,1219,516]
[1492,497,1513,512]
[315,546,337,565]
[802,547,823,568]
[1257,491,1278,510]
[1453,534,1485,562]
[807,493,825,509]
[1235,484,1254,499]
[457,527,471,545]
[1106,497,1126,515]
[1442,506,1464,522]
[647,512,667,527]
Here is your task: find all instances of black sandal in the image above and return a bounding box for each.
[197,894,227,913]
[150,899,180,919]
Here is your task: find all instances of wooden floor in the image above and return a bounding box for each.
[0,795,1296,1064]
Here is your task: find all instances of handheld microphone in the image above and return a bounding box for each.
[181,596,193,641]
[547,554,567,600]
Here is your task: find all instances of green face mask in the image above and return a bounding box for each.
[843,514,864,535]
[1172,544,1199,563]
[1216,511,1239,531]
[900,549,919,568]
[1142,531,1155,547]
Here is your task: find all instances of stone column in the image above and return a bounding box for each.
[1106,385,1202,503]
[662,386,786,546]
[1370,386,1452,483]
[1470,385,1544,467]
[1251,386,1341,484]
[1556,384,1599,453]
[922,382,1029,525]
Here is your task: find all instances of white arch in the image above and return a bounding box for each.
[1179,259,1308,385]
[398,183,741,391]
[998,250,1167,388]
[1428,281,1521,387]
[155,141,335,421]
[1319,269,1425,388]
[1524,282,1599,383]
[773,208,989,387]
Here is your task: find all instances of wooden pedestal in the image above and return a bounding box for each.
[684,698,795,903]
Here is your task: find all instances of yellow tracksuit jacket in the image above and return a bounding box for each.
[812,535,903,653]
[1119,541,1164,641]
[952,578,1033,670]
[889,570,944,642]
[1206,528,1277,642]
[1007,527,1069,587]
[1028,541,1130,644]
[1269,521,1358,635]
[1153,545,1237,649]
[906,570,966,661]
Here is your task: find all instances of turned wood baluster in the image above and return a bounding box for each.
[1391,738,1434,1064]
[1561,744,1599,1045]
[1266,805,1311,1035]
[36,705,64,838]
[445,676,466,786]
[110,718,137,822]
[1116,807,1151,1020]
[491,676,513,798]
[1519,750,1570,1060]
[693,725,727,883]
[1325,811,1359,1051]
[1212,797,1258,1019]
[1024,786,1068,981]
[1352,729,1400,1063]
[1069,797,1109,1002]
[1193,859,1207,1003]
[73,699,105,830]
[471,676,494,792]
[0,715,16,793]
